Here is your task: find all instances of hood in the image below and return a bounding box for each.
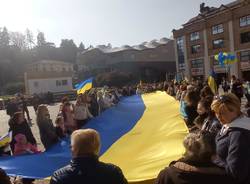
[228,115,250,131]
[173,161,225,175]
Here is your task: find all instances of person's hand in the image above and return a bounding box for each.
[13,176,23,184]
[211,154,218,162]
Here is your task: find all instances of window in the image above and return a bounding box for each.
[241,31,250,44]
[212,24,224,35]
[62,80,68,86]
[240,50,250,61]
[213,39,224,49]
[190,32,200,41]
[191,59,204,76]
[178,63,185,70]
[150,54,157,58]
[176,37,185,68]
[56,80,61,86]
[177,37,184,52]
[191,44,201,54]
[240,15,250,27]
[34,81,39,87]
[191,59,203,68]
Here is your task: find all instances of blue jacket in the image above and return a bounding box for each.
[216,116,250,184]
[50,155,128,184]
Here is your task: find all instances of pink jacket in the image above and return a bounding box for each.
[14,142,40,155]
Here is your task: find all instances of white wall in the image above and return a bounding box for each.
[27,77,73,94]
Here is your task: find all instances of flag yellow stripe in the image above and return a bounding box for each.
[77,82,92,94]
[100,92,188,183]
[208,76,217,94]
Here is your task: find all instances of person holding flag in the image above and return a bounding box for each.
[0,132,12,156]
[75,77,93,95]
[208,70,218,95]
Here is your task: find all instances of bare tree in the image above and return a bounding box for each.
[9,32,27,50]
[25,28,35,49]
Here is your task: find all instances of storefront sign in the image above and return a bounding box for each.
[191,68,204,76]
[240,61,250,71]
[214,65,227,73]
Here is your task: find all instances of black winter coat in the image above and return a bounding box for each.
[156,159,234,184]
[216,127,250,184]
[9,120,36,151]
[50,156,128,184]
[184,105,198,127]
[37,118,58,150]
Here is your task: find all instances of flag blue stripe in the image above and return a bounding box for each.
[0,95,145,179]
[75,77,93,90]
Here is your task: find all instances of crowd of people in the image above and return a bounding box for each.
[1,76,250,184]
[0,87,138,183]
[156,75,250,184]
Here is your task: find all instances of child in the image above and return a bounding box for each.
[62,102,77,134]
[13,134,40,155]
[55,116,66,139]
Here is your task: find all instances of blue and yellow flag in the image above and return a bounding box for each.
[0,92,188,183]
[75,77,93,95]
[0,131,12,147]
[208,70,217,94]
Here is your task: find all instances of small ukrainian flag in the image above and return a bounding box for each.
[208,70,217,94]
[0,131,12,147]
[75,77,93,95]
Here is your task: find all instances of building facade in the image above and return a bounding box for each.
[173,0,250,82]
[24,60,73,94]
[77,38,176,82]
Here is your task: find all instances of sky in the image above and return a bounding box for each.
[0,0,233,47]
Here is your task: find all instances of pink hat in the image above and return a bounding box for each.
[14,133,26,143]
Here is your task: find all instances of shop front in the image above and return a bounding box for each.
[240,50,250,81]
[191,59,204,81]
[211,56,228,85]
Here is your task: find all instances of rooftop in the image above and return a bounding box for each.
[182,0,243,26]
[28,60,73,66]
[81,37,171,54]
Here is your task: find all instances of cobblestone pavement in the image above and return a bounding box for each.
[0,104,62,183]
[0,103,61,150]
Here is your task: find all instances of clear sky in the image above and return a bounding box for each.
[0,0,233,47]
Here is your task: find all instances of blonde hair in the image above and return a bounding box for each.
[211,93,241,115]
[71,129,100,157]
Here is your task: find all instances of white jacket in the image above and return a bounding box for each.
[74,104,93,120]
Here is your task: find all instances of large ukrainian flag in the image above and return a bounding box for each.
[0,92,188,183]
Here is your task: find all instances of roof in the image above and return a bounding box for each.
[225,0,242,8]
[28,60,73,66]
[26,71,73,79]
[183,0,242,26]
[81,37,171,54]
